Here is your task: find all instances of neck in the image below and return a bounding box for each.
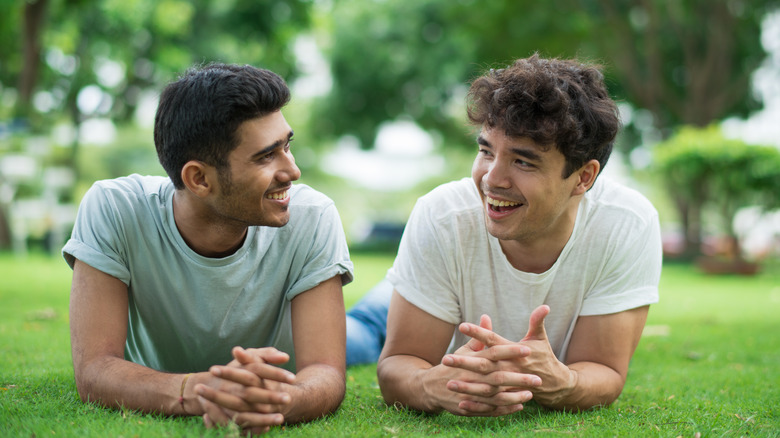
[500,201,580,274]
[172,190,248,258]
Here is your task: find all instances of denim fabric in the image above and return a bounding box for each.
[345,278,392,366]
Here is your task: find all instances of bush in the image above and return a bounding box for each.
[654,125,780,260]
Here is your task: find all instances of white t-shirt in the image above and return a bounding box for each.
[63,174,353,372]
[387,177,661,362]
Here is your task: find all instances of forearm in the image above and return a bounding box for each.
[281,364,346,423]
[377,355,444,413]
[537,361,624,411]
[74,355,205,416]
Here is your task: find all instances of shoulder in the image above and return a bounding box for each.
[78,175,171,217]
[288,183,336,213]
[86,174,171,204]
[584,177,658,227]
[74,174,172,232]
[285,184,343,234]
[575,177,661,263]
[415,178,481,220]
[402,178,484,249]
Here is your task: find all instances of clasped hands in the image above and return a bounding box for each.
[436,305,575,416]
[194,346,296,435]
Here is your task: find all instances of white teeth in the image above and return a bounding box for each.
[486,196,519,207]
[266,190,288,200]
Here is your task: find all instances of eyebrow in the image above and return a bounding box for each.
[477,134,543,162]
[250,129,294,160]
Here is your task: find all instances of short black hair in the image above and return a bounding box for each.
[154,63,291,189]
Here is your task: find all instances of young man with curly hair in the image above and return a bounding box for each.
[372,54,662,415]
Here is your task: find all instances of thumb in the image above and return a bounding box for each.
[463,314,493,352]
[522,305,550,342]
[234,346,290,366]
[232,346,258,365]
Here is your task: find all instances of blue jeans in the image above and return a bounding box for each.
[345,278,392,366]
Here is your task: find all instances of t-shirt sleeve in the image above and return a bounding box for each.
[61,182,132,285]
[387,197,462,325]
[579,209,662,316]
[285,202,354,300]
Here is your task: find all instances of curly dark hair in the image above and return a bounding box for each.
[154,63,290,190]
[467,54,620,178]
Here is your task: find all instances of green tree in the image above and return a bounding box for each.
[2,0,312,176]
[314,0,591,148]
[314,0,778,150]
[0,0,313,249]
[581,0,778,134]
[654,125,780,260]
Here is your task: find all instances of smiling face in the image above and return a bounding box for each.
[209,110,301,228]
[471,126,592,249]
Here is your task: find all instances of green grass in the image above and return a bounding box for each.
[1,252,779,437]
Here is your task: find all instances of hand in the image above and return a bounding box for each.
[195,347,296,434]
[516,305,577,406]
[431,315,537,416]
[447,305,576,409]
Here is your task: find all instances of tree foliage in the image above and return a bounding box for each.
[582,0,778,133]
[314,0,592,148]
[0,0,314,249]
[314,0,779,149]
[2,0,312,127]
[654,125,780,259]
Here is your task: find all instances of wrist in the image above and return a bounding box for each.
[179,372,205,416]
[417,365,446,413]
[544,366,579,409]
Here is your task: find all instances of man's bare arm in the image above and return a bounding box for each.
[201,274,350,428]
[69,260,205,415]
[377,292,535,416]
[553,305,650,410]
[448,305,650,412]
[282,274,348,423]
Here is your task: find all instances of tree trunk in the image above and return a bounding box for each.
[18,0,49,117]
[0,205,12,250]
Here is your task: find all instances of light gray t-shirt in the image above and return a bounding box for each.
[387,177,661,362]
[63,174,353,372]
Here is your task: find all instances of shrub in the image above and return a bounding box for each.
[654,125,780,260]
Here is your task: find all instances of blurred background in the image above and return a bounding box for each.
[1,0,779,274]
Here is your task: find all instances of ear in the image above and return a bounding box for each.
[180,161,213,198]
[571,159,600,196]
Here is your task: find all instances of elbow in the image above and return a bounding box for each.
[328,376,347,415]
[317,365,347,418]
[71,355,113,406]
[73,370,97,405]
[375,358,397,405]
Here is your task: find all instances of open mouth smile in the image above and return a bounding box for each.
[486,195,521,212]
[265,189,289,200]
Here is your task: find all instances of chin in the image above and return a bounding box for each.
[269,214,291,228]
[484,220,519,241]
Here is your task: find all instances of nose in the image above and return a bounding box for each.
[278,149,301,182]
[484,159,511,189]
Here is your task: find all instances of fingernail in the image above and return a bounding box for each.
[442,356,453,365]
[533,377,542,386]
[275,414,284,424]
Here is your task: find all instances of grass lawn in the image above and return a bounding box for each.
[1,251,779,437]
